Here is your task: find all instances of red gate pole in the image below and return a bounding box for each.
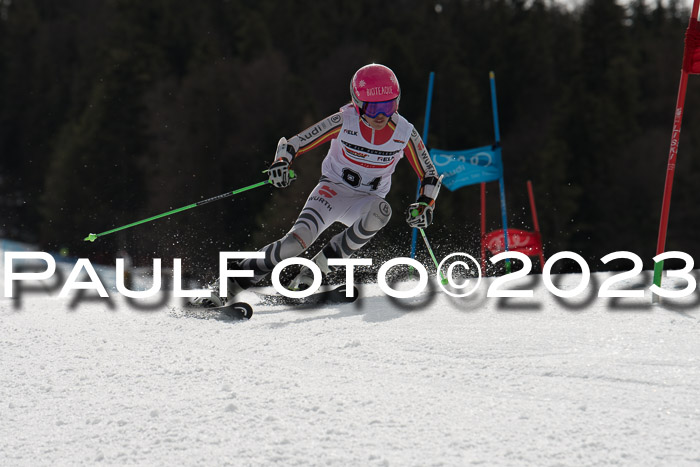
[653,0,700,303]
[527,180,546,270]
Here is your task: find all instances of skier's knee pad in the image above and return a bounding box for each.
[363,199,392,231]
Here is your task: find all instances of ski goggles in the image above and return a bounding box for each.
[362,99,398,118]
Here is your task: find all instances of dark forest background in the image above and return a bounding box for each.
[2,0,700,278]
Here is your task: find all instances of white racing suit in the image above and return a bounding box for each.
[237,104,439,287]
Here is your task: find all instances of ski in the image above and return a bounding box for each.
[220,301,253,319]
[201,301,253,320]
[254,284,359,307]
[175,301,253,321]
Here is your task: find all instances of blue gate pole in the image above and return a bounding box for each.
[410,71,436,263]
[490,71,511,273]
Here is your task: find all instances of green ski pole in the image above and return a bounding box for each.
[409,209,448,286]
[84,170,295,242]
[409,175,446,284]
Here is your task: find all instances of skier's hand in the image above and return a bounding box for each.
[406,199,434,229]
[268,159,292,188]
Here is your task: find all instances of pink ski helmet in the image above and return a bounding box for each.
[350,64,401,118]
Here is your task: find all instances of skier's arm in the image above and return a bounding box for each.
[276,112,343,163]
[404,129,440,204]
[268,112,343,188]
[404,129,440,229]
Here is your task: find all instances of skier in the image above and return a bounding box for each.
[191,63,440,307]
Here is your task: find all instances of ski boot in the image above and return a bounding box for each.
[288,245,339,291]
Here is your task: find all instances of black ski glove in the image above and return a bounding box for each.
[268,159,292,188]
[406,197,434,229]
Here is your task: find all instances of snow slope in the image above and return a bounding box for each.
[1,271,700,466]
